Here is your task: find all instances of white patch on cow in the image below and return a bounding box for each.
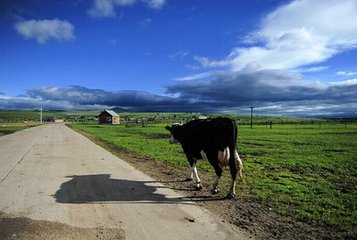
[217,147,230,168]
[191,163,201,185]
[235,150,243,179]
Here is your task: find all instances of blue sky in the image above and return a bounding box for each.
[1,0,357,117]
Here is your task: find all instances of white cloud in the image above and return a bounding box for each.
[303,66,329,73]
[336,71,357,76]
[88,0,135,17]
[174,72,211,81]
[194,56,230,68]
[138,18,152,26]
[88,0,166,18]
[169,50,189,59]
[197,0,357,71]
[239,0,357,70]
[329,78,357,86]
[15,19,75,44]
[142,0,166,9]
[233,27,334,70]
[185,64,201,71]
[257,0,357,47]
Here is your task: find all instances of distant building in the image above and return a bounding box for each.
[98,110,120,124]
[43,116,54,122]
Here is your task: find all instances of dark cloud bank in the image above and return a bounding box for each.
[1,70,356,117]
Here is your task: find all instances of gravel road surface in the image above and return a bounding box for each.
[0,124,249,240]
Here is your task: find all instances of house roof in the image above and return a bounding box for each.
[102,110,119,117]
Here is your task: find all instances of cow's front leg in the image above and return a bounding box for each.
[186,158,202,190]
[185,165,193,181]
[191,162,202,190]
[185,156,194,181]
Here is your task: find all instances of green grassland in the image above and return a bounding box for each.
[71,121,357,236]
[0,110,66,122]
[0,110,100,123]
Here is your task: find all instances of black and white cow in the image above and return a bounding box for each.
[165,117,243,198]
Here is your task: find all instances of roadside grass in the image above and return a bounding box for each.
[70,122,357,237]
[0,122,40,136]
[240,124,357,232]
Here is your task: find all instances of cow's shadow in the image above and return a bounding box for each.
[54,174,183,204]
[140,179,232,202]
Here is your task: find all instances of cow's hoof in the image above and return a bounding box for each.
[195,183,203,190]
[211,188,219,195]
[226,192,236,199]
[185,177,193,182]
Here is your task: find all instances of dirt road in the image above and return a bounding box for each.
[0,124,249,240]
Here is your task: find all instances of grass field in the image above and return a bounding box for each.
[71,121,357,237]
[0,122,40,136]
[0,110,66,122]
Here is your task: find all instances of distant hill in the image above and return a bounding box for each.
[110,107,128,113]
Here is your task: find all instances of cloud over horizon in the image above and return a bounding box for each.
[1,70,356,117]
[167,70,357,114]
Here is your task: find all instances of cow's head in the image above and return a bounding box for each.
[165,124,182,144]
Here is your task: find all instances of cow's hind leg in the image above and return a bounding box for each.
[205,151,223,194]
[227,150,243,199]
[211,164,223,195]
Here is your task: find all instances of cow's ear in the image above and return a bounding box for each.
[165,126,172,132]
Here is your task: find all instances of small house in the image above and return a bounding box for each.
[54,118,65,123]
[198,115,208,120]
[98,110,120,124]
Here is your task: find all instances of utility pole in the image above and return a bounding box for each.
[40,98,43,124]
[249,106,255,129]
